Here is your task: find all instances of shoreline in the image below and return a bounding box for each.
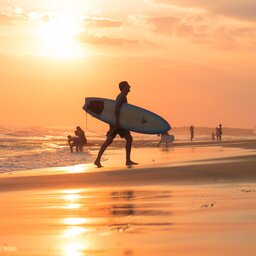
[0,138,255,192]
[1,138,256,173]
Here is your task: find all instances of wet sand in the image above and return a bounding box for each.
[0,140,256,255]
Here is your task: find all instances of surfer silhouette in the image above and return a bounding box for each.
[158,131,174,147]
[94,81,138,167]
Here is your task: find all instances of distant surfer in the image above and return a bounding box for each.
[94,81,138,167]
[158,131,174,147]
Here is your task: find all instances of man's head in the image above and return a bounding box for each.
[119,81,130,95]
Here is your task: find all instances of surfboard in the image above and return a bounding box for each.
[83,97,171,134]
[160,134,175,143]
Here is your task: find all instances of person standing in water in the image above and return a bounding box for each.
[215,127,219,140]
[67,135,80,153]
[94,81,138,168]
[75,126,87,152]
[190,125,195,141]
[218,124,223,141]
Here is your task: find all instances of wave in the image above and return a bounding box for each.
[0,126,80,138]
[0,147,92,172]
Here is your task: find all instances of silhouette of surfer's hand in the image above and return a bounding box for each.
[115,120,120,128]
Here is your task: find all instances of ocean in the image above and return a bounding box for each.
[0,126,159,172]
[0,126,255,173]
[0,127,96,172]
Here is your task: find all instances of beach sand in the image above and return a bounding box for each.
[0,140,256,255]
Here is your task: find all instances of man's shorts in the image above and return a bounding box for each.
[107,125,130,139]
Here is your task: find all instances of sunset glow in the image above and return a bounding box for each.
[1,1,256,253]
[1,0,256,128]
[37,12,84,57]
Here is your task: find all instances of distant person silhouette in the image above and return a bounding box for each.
[218,124,223,141]
[94,81,138,167]
[215,127,219,140]
[67,135,80,153]
[75,126,87,152]
[190,125,195,141]
[158,131,174,147]
[212,132,215,140]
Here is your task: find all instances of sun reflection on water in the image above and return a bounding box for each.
[63,203,82,209]
[63,217,89,226]
[63,226,93,237]
[62,189,85,195]
[63,242,87,256]
[59,164,90,173]
[64,193,82,201]
[60,189,85,209]
[61,189,91,256]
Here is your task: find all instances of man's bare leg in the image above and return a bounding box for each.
[94,136,113,167]
[125,134,138,166]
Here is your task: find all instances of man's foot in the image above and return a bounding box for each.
[126,160,138,166]
[94,160,103,168]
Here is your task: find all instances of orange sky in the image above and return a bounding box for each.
[1,0,256,129]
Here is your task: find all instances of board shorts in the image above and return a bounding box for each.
[107,125,130,139]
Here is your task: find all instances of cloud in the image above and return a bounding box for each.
[0,6,28,25]
[149,14,256,49]
[79,15,155,48]
[0,13,13,25]
[78,33,139,46]
[155,0,256,21]
[83,17,123,28]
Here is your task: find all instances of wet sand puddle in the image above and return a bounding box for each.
[0,184,256,256]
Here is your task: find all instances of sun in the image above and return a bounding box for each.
[37,12,84,58]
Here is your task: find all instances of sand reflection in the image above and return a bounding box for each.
[60,189,84,209]
[61,189,91,256]
[56,188,173,255]
[63,242,87,256]
[0,186,174,255]
[63,226,88,237]
[59,164,90,173]
[63,218,89,226]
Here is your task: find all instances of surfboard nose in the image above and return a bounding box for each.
[83,98,104,116]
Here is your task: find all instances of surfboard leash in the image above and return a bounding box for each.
[85,112,105,136]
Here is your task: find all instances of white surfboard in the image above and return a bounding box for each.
[83,97,171,134]
[160,134,175,143]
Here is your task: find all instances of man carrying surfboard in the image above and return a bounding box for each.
[94,81,138,167]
